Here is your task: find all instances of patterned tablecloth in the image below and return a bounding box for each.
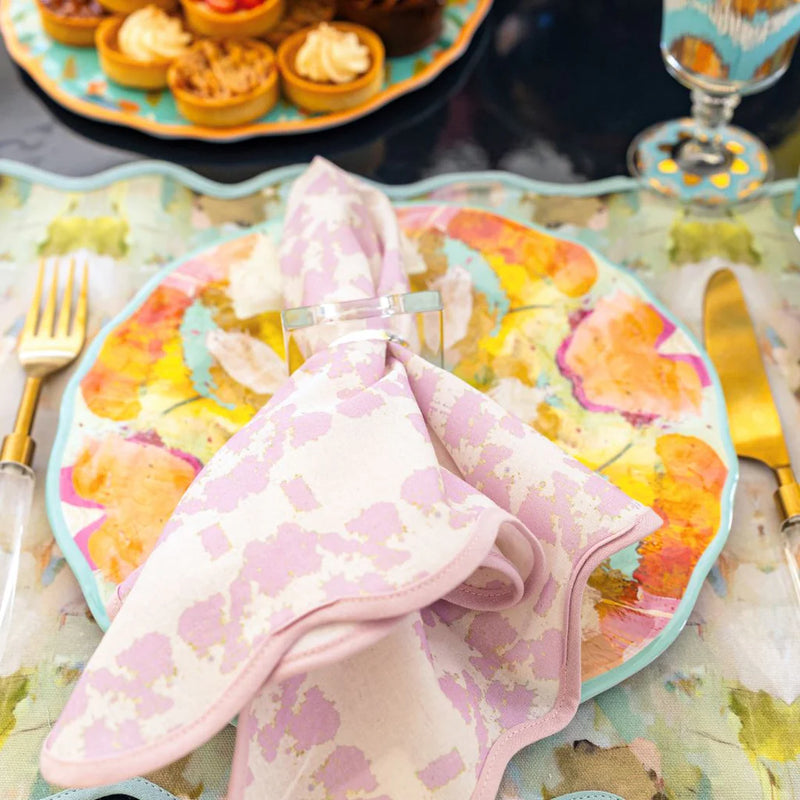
[0,162,799,800]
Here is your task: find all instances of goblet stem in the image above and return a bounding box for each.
[675,89,741,176]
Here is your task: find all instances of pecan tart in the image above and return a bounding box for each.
[167,38,279,126]
[277,21,384,113]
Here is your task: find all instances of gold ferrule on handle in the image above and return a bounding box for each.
[1,376,42,468]
[774,465,800,527]
[0,432,35,466]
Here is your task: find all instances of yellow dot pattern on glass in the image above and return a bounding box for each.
[710,173,731,189]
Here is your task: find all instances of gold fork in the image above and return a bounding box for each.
[0,259,88,658]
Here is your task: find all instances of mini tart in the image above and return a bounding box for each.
[96,15,182,89]
[167,39,279,126]
[277,22,384,113]
[338,0,444,56]
[36,0,107,46]
[180,0,284,38]
[98,0,177,16]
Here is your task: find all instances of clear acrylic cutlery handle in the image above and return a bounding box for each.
[0,461,34,661]
[782,518,800,607]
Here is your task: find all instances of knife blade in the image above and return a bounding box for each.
[703,267,800,603]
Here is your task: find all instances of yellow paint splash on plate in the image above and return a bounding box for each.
[61,56,76,80]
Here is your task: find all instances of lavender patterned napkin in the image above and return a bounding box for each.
[41,159,661,799]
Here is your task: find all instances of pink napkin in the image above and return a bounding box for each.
[41,159,661,799]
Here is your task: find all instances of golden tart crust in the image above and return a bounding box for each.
[277,22,384,113]
[167,38,279,126]
[98,0,177,16]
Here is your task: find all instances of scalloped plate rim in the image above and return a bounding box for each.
[0,0,492,141]
[42,193,738,704]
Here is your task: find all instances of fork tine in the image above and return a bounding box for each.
[71,261,88,341]
[21,260,45,339]
[55,258,75,337]
[38,261,58,336]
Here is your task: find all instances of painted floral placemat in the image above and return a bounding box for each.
[0,163,799,799]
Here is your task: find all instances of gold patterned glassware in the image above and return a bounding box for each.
[628,0,800,206]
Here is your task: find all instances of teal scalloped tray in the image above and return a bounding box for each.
[0,0,491,141]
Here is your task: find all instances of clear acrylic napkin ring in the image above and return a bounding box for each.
[281,290,443,374]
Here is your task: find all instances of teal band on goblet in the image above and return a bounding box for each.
[629,0,800,206]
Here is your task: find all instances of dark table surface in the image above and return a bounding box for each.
[2,0,800,186]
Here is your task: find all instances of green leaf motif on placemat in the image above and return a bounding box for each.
[39,215,129,257]
[669,218,760,265]
[0,671,29,750]
[729,685,800,764]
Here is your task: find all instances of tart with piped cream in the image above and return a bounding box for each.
[167,38,279,126]
[96,6,191,89]
[277,22,384,113]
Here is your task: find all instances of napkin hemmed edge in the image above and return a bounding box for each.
[40,506,527,790]
[471,508,663,800]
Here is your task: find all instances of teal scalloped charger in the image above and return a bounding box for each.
[0,0,491,141]
[5,161,741,705]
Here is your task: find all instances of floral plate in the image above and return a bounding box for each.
[0,0,490,141]
[47,203,736,699]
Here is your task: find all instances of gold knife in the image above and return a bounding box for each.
[703,268,800,603]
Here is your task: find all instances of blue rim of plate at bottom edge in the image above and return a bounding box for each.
[40,776,627,800]
[0,158,745,704]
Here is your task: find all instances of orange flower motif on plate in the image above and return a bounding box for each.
[558,292,708,422]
